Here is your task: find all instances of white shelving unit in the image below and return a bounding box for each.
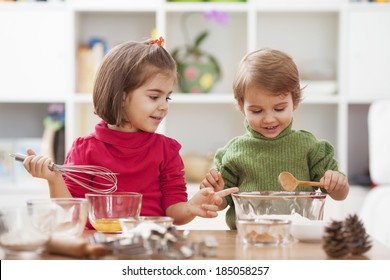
[1,0,389,221]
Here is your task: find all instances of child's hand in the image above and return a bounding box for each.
[23,149,61,183]
[189,187,239,218]
[320,170,349,200]
[200,168,224,192]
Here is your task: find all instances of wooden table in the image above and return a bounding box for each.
[3,230,390,260]
[186,230,390,260]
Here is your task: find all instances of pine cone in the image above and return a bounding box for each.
[344,214,372,255]
[322,220,349,258]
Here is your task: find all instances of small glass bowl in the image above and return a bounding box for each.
[86,192,142,233]
[119,216,173,234]
[26,198,89,238]
[236,218,292,246]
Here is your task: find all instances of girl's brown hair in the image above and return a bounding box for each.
[233,48,302,110]
[93,40,177,126]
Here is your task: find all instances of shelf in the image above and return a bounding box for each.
[301,95,339,105]
[0,96,66,103]
[253,0,342,12]
[165,2,248,12]
[0,1,66,11]
[0,181,49,193]
[347,98,382,105]
[1,0,388,205]
[301,79,337,95]
[71,93,93,104]
[69,0,161,11]
[171,93,234,104]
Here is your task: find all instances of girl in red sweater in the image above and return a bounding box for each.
[22,38,238,225]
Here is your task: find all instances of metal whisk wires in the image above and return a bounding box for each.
[10,153,118,194]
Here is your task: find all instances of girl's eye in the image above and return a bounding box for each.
[166,97,172,102]
[150,96,159,101]
[275,108,285,112]
[252,110,261,114]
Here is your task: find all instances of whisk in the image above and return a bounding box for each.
[10,153,118,194]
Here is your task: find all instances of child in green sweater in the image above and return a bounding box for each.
[200,48,349,229]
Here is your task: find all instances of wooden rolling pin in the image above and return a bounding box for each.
[46,237,108,258]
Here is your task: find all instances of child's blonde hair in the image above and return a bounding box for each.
[93,40,177,127]
[233,48,302,110]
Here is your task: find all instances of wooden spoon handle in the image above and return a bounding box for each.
[297,180,324,187]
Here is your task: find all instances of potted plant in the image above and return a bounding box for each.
[171,11,228,93]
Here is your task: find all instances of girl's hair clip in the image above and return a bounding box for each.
[149,36,165,47]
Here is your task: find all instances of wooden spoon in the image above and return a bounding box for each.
[278,171,324,192]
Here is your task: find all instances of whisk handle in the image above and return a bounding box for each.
[9,153,27,162]
[10,153,56,171]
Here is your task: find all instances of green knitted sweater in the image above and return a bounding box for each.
[215,120,339,229]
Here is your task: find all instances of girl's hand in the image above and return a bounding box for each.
[200,168,224,192]
[23,149,61,183]
[188,187,239,218]
[320,170,349,200]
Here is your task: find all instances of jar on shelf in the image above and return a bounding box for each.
[171,11,228,93]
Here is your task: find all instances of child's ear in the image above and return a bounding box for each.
[121,91,128,106]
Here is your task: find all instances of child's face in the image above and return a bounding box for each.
[242,86,295,138]
[121,73,174,133]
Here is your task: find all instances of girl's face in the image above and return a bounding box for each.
[242,86,296,138]
[116,73,174,133]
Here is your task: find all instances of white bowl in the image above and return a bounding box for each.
[290,220,328,242]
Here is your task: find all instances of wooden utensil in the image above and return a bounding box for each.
[46,236,107,258]
[278,171,324,192]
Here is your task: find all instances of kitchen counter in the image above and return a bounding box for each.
[3,230,390,260]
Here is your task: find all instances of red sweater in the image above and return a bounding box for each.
[64,121,188,216]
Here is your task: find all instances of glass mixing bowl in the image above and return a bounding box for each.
[232,191,327,222]
[0,206,56,257]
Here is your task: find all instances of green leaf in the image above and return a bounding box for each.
[194,31,209,49]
